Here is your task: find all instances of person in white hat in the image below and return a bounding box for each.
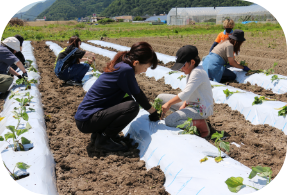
[0,37,28,94]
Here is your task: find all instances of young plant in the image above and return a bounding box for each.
[93,72,101,78]
[16,78,37,90]
[167,71,179,75]
[177,118,199,135]
[211,84,225,88]
[27,66,37,73]
[223,89,244,98]
[151,98,163,115]
[275,105,287,117]
[24,60,33,68]
[9,90,20,100]
[252,96,275,105]
[177,75,186,81]
[211,131,230,163]
[245,62,278,76]
[200,156,208,163]
[3,161,31,180]
[271,75,285,82]
[225,166,272,193]
[240,60,248,66]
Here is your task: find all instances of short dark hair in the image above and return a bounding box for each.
[14,35,24,47]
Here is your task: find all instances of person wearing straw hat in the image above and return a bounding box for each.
[158,45,213,138]
[202,29,251,83]
[0,37,27,94]
[9,35,26,71]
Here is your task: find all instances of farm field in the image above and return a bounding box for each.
[1,26,287,194]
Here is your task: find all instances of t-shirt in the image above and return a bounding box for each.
[214,30,233,43]
[55,45,86,71]
[178,66,213,118]
[0,45,19,74]
[211,41,234,63]
[75,62,141,121]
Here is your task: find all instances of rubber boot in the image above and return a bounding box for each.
[192,119,210,138]
[95,133,128,152]
[90,133,121,143]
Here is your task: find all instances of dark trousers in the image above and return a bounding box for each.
[58,63,89,82]
[220,68,236,83]
[76,97,139,137]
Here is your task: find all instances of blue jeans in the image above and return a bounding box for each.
[57,63,90,82]
[202,52,236,83]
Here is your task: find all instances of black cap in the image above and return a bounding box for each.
[14,35,24,47]
[228,29,246,42]
[171,45,198,70]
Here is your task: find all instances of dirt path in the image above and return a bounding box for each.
[52,40,287,178]
[32,41,168,195]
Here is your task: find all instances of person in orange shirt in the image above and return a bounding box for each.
[209,19,235,52]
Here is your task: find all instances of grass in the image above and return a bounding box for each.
[1,22,283,41]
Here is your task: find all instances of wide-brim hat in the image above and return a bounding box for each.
[1,37,20,52]
[171,45,198,70]
[229,29,246,42]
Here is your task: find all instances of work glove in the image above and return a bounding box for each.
[149,111,160,122]
[243,66,251,72]
[17,75,22,79]
[22,72,28,78]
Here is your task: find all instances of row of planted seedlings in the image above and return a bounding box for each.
[46,41,275,194]
[81,40,287,134]
[0,41,57,194]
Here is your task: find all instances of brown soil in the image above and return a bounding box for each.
[102,31,287,75]
[31,41,168,195]
[52,40,286,179]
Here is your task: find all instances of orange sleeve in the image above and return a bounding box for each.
[214,32,222,43]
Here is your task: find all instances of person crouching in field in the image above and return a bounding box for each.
[0,37,28,94]
[202,30,251,83]
[54,36,93,86]
[75,42,160,152]
[158,45,213,138]
[209,19,235,52]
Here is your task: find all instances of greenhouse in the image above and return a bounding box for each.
[167,4,276,25]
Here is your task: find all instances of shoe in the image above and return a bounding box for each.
[192,119,210,138]
[66,80,83,86]
[95,133,128,152]
[90,133,122,143]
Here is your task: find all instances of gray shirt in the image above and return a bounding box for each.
[0,45,19,74]
[211,40,234,63]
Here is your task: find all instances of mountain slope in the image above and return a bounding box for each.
[38,0,114,21]
[13,0,56,21]
[101,0,253,17]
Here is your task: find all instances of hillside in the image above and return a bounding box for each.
[13,0,56,21]
[38,0,114,21]
[101,0,253,17]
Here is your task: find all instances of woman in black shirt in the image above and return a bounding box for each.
[55,36,93,86]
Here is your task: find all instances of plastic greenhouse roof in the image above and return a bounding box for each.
[145,15,167,21]
[217,4,269,15]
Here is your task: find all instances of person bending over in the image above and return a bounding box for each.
[202,30,251,83]
[0,37,27,94]
[9,35,26,71]
[159,45,213,138]
[54,36,93,86]
[75,42,160,152]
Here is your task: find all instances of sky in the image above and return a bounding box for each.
[16,0,46,13]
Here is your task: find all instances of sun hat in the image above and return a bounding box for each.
[14,35,24,47]
[228,29,246,42]
[1,37,20,52]
[171,45,199,70]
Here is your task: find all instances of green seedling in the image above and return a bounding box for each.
[211,131,230,163]
[27,66,37,73]
[93,72,101,78]
[225,166,272,193]
[252,96,275,105]
[200,156,208,163]
[245,70,263,76]
[223,89,244,98]
[177,75,186,81]
[275,105,287,117]
[9,91,21,100]
[151,98,163,116]
[245,62,278,76]
[16,78,37,90]
[3,161,31,180]
[24,92,34,105]
[177,118,199,135]
[240,60,248,66]
[271,75,285,82]
[167,71,179,75]
[211,84,225,88]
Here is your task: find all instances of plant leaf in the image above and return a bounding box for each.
[249,166,272,179]
[28,108,35,111]
[215,156,223,163]
[26,122,32,130]
[4,132,15,140]
[0,117,4,121]
[211,131,223,140]
[16,129,28,136]
[0,136,4,141]
[22,112,29,121]
[21,137,31,145]
[220,141,230,152]
[15,98,21,103]
[225,177,244,193]
[6,126,16,133]
[16,162,31,170]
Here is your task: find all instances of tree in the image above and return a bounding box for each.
[134,16,143,21]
